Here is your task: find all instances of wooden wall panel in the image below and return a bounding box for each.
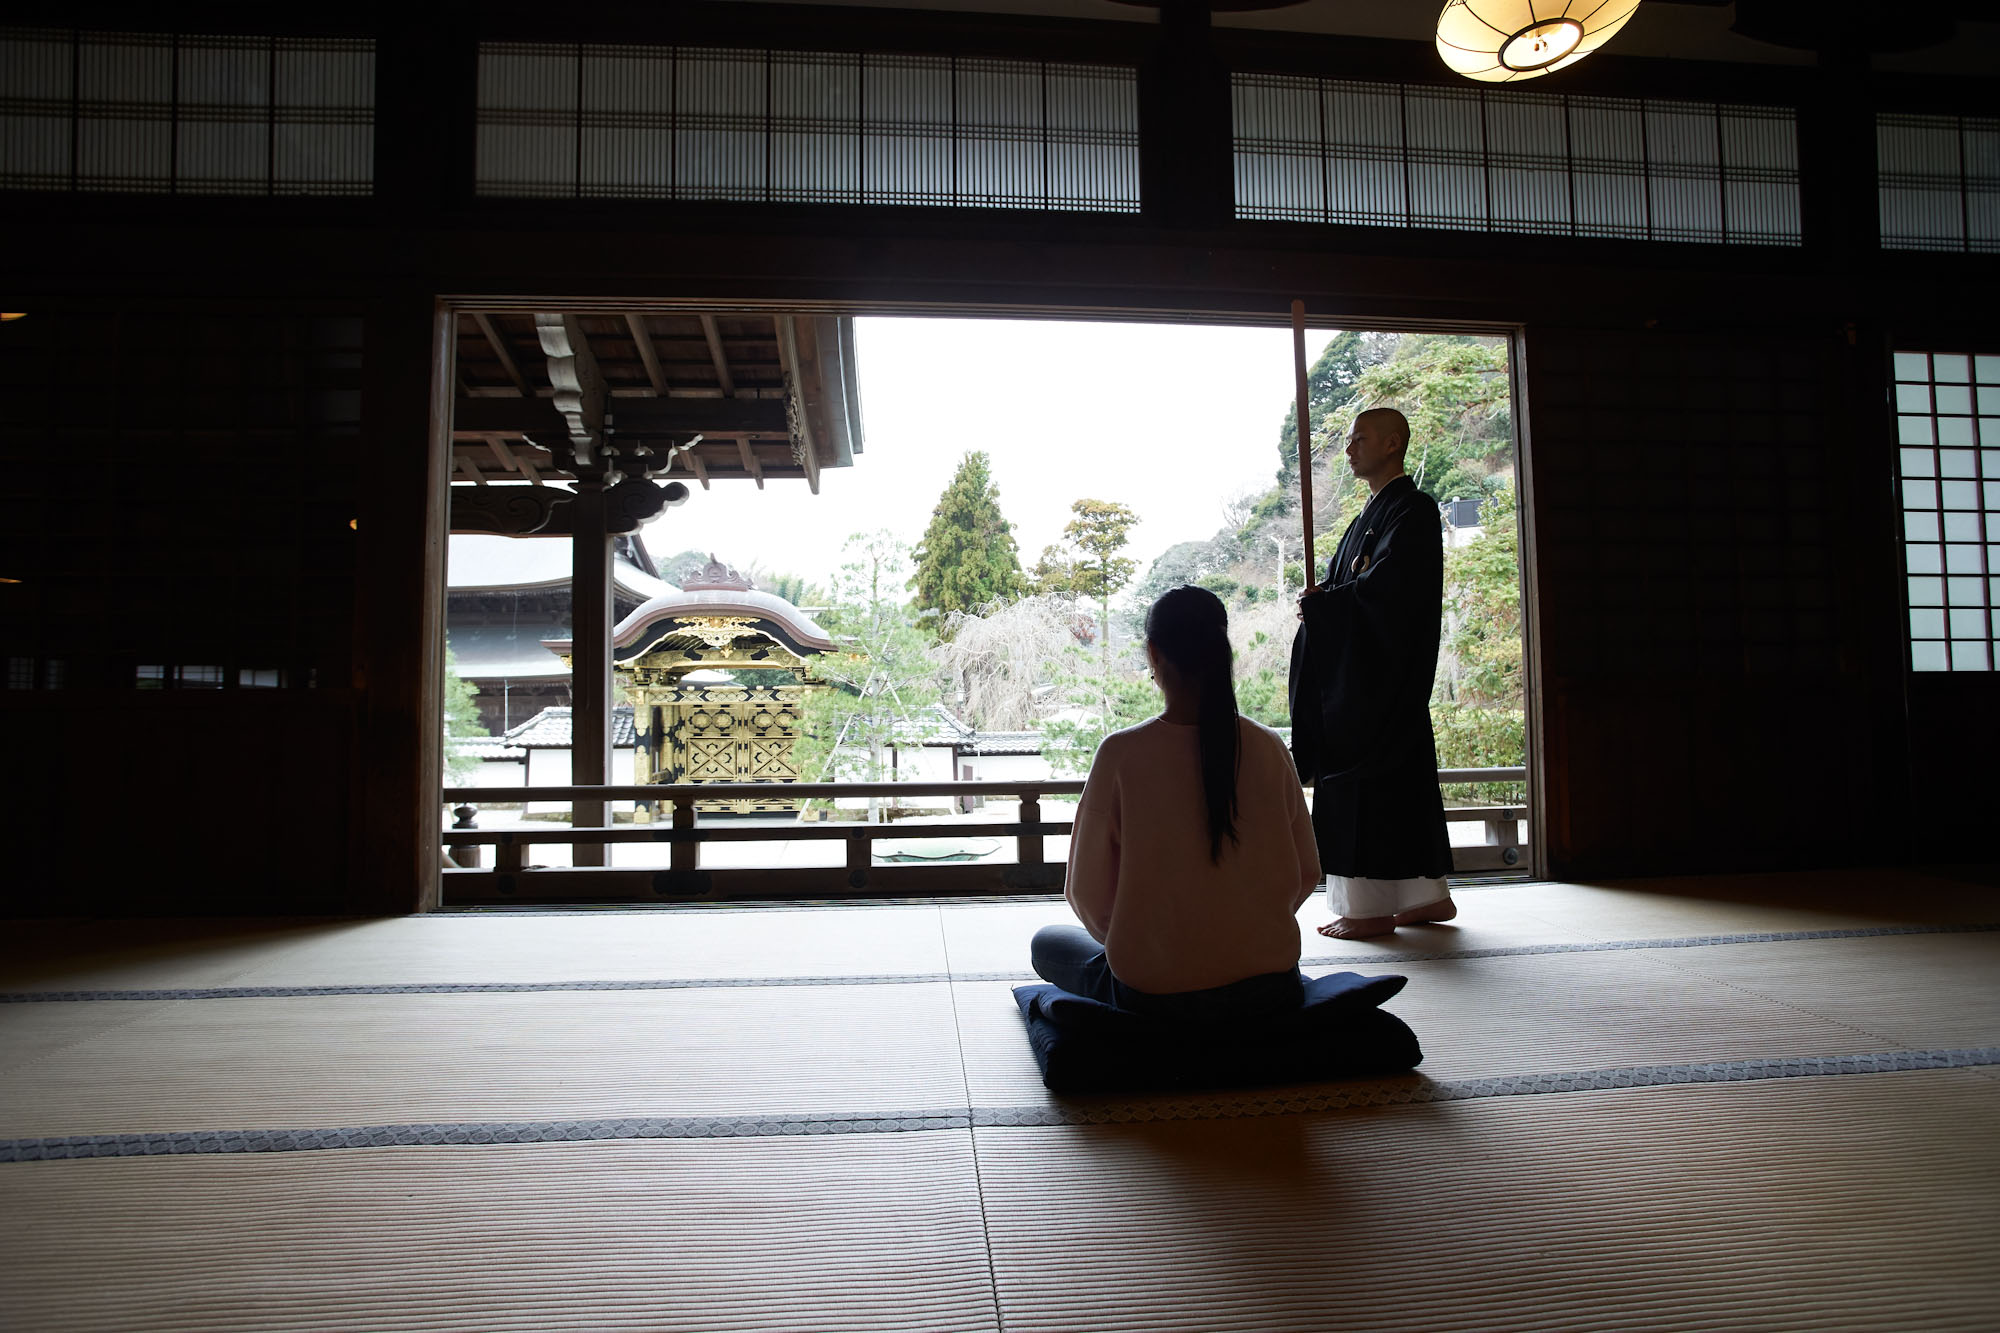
[0,305,368,914]
[1524,324,1909,878]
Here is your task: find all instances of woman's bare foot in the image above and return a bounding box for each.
[1317,915,1396,939]
[1392,897,1457,927]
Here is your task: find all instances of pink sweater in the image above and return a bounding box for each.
[1063,715,1321,994]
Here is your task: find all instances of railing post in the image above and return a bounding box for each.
[448,804,484,868]
[1018,792,1044,868]
[1484,808,1522,867]
[846,828,870,889]
[671,795,698,872]
[496,832,524,874]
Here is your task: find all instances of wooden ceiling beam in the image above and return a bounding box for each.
[472,312,532,397]
[699,314,737,397]
[737,438,764,489]
[485,436,523,477]
[626,313,671,396]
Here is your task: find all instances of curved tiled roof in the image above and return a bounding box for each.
[545,587,838,660]
[502,705,638,750]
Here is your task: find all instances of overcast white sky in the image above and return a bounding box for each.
[641,317,1336,587]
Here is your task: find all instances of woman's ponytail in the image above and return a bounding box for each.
[1145,586,1240,863]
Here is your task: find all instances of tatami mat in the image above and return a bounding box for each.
[0,983,969,1136]
[1647,932,2000,1053]
[0,1135,999,1333]
[1498,868,2000,940]
[3,869,1997,1332]
[225,909,954,987]
[0,919,345,992]
[974,1069,2000,1333]
[0,908,955,993]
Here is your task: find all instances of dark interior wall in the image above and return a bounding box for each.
[1,3,1992,912]
[1905,679,2000,856]
[0,309,364,914]
[1522,323,1909,876]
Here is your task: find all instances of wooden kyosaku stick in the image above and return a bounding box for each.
[1291,300,1317,591]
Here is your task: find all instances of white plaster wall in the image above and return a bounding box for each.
[526,746,640,814]
[464,756,528,788]
[963,753,1055,783]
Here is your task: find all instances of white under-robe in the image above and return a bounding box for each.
[1326,874,1450,921]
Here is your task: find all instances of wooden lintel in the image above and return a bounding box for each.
[454,396,787,436]
[626,313,670,396]
[699,313,737,397]
[472,312,531,397]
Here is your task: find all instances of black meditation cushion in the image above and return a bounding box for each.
[1011,971,1423,1094]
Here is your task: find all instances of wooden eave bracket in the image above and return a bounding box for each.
[535,312,605,471]
[774,315,822,495]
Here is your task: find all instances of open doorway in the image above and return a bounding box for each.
[439,310,1532,898]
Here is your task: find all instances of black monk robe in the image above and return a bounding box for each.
[1287,476,1454,881]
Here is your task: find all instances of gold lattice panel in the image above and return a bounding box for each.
[653,687,805,813]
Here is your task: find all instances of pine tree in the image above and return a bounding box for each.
[442,643,491,782]
[909,451,1026,622]
[1061,497,1139,723]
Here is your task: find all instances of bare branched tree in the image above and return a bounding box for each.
[1229,596,1296,680]
[932,594,1077,732]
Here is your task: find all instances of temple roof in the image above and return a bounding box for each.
[503,705,638,750]
[447,534,676,602]
[544,558,838,661]
[447,623,574,680]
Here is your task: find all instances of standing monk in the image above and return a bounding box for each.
[1288,407,1455,940]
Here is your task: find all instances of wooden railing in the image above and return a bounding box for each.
[440,769,1527,904]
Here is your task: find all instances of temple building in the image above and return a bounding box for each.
[445,532,673,734]
[545,558,839,813]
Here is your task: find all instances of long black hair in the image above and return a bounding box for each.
[1145,585,1240,863]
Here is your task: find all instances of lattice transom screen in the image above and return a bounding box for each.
[1877,113,2000,254]
[1233,73,1800,246]
[0,28,374,195]
[1894,351,2000,672]
[476,43,1140,212]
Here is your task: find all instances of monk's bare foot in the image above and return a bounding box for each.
[1317,915,1396,940]
[1392,897,1457,927]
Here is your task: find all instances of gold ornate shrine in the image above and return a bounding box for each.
[546,558,837,814]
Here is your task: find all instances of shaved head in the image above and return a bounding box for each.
[1354,407,1411,451]
[1344,408,1412,493]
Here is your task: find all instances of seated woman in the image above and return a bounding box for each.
[1031,585,1321,1022]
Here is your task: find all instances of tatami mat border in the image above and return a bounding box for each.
[5,1047,1994,1162]
[7,923,1995,1004]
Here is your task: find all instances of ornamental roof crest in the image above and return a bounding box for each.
[680,555,753,592]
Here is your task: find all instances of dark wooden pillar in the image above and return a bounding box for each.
[571,480,613,865]
[352,297,454,912]
[1139,2,1234,231]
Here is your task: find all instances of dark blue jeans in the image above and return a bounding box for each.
[1029,924,1304,1023]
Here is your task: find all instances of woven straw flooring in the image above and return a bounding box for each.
[3,869,1997,1331]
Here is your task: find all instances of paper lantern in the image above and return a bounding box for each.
[1436,0,1643,82]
